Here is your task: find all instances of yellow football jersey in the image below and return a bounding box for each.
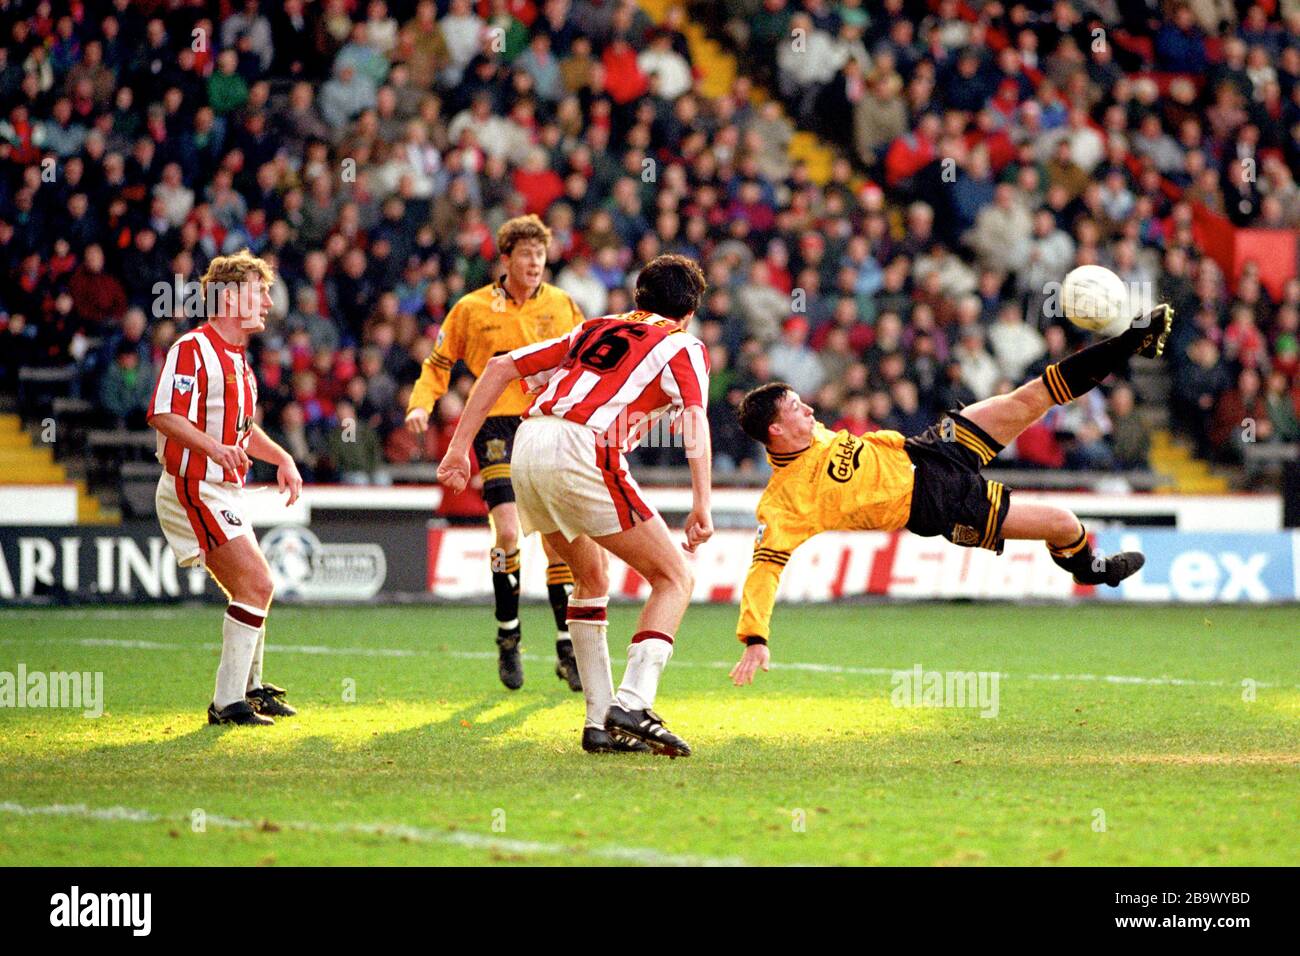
[736,423,917,641]
[408,277,584,418]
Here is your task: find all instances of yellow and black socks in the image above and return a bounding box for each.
[1042,324,1150,405]
[490,547,521,634]
[546,561,575,657]
[616,630,674,711]
[1048,525,1100,581]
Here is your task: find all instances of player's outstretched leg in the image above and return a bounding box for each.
[541,532,649,753]
[595,517,694,758]
[963,304,1175,448]
[1002,502,1145,587]
[1041,303,1173,407]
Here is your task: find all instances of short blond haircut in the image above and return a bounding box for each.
[496,214,552,256]
[200,249,276,299]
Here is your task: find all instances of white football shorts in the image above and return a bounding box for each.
[155,473,252,567]
[511,415,657,541]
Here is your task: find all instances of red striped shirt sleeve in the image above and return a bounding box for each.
[148,338,200,422]
[511,323,585,393]
[664,340,709,410]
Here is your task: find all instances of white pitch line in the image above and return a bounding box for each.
[0,635,1288,689]
[0,801,747,867]
[0,608,191,621]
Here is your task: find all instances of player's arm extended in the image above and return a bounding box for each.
[148,412,249,476]
[731,512,801,686]
[737,556,784,642]
[247,423,303,505]
[731,557,782,686]
[680,404,713,553]
[435,355,520,493]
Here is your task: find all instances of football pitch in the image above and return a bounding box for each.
[1,603,1296,867]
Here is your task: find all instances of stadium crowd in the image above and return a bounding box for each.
[1,0,1298,497]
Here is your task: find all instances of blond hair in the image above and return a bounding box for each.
[496,214,552,256]
[200,249,276,299]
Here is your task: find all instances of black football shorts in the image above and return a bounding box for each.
[903,411,1010,553]
[472,415,521,510]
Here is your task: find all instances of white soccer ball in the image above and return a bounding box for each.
[1061,265,1131,334]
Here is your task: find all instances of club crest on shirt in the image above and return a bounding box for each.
[952,524,980,547]
[174,374,196,395]
[484,438,508,462]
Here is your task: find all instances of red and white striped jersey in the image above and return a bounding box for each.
[509,310,710,452]
[148,323,257,485]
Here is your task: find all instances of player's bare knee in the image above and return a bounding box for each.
[241,572,274,611]
[574,565,609,599]
[653,557,693,599]
[1017,379,1053,417]
[1049,509,1083,545]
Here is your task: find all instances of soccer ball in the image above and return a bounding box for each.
[1061,265,1131,334]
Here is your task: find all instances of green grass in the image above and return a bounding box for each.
[0,603,1296,866]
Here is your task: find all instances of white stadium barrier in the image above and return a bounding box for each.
[2,486,1294,603]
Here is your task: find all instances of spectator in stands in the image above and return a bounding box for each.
[710,384,762,473]
[327,399,389,485]
[1210,367,1272,463]
[1107,384,1151,469]
[1263,371,1300,444]
[954,327,999,400]
[1177,338,1232,458]
[1156,4,1209,75]
[99,340,152,428]
[320,62,376,129]
[988,301,1046,382]
[768,316,825,398]
[67,244,126,327]
[885,379,928,437]
[1052,390,1115,470]
[0,314,39,391]
[269,401,323,483]
[554,253,606,318]
[967,183,1032,275]
[1020,208,1075,296]
[638,29,692,101]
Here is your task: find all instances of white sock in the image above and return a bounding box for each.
[567,596,614,729]
[616,636,674,712]
[246,626,266,692]
[215,604,264,709]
